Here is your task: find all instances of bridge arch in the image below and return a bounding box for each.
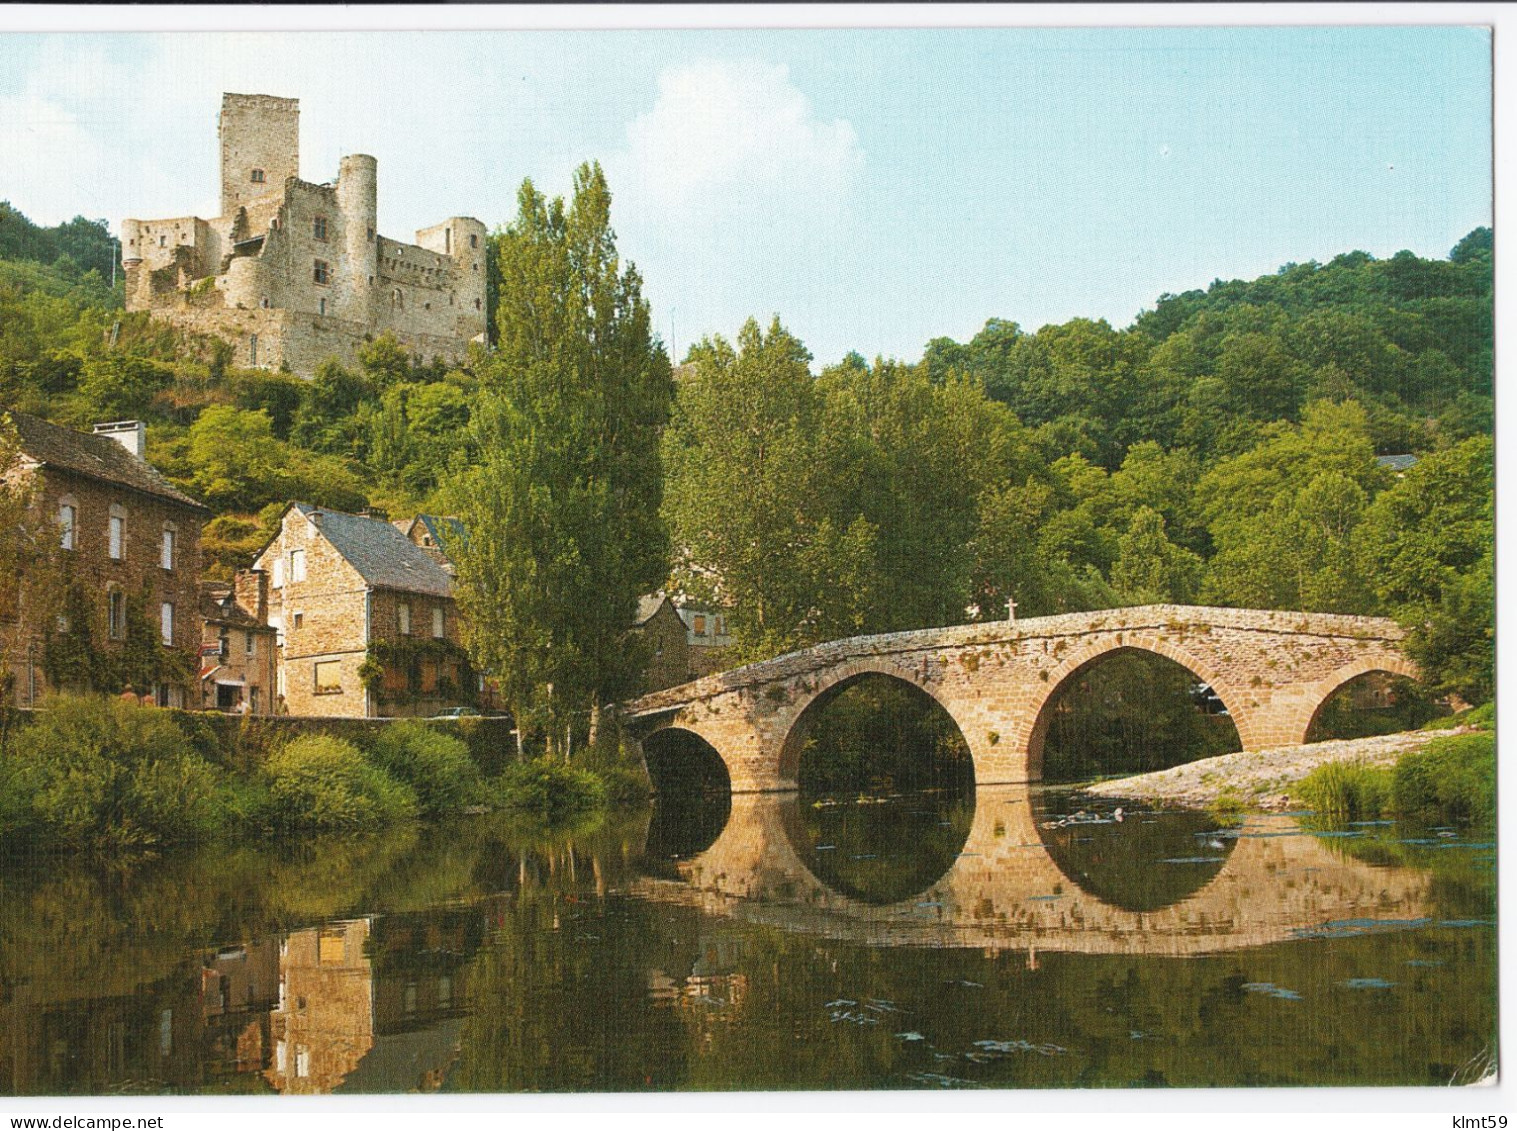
[1019,633,1255,780]
[774,659,973,787]
[1295,653,1424,746]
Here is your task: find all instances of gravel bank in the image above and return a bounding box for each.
[1082,729,1462,812]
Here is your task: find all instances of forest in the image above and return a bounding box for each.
[0,194,1495,742]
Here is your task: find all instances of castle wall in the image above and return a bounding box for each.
[122,93,486,378]
[219,94,298,218]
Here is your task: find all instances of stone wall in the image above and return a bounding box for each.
[0,465,204,708]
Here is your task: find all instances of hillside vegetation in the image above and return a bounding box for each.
[0,203,1493,705]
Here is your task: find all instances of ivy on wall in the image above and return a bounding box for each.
[361,636,476,705]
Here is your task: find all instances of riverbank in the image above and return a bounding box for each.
[1083,728,1478,812]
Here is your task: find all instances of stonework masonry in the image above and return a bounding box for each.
[623,604,1418,792]
[122,94,487,377]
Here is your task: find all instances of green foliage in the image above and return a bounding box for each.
[594,764,653,805]
[368,721,481,816]
[1391,733,1495,826]
[1296,760,1394,821]
[3,695,227,850]
[263,734,418,831]
[450,165,673,752]
[489,758,607,821]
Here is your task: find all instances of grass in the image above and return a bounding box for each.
[1297,730,1495,827]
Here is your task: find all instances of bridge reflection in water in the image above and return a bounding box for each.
[632,787,1431,956]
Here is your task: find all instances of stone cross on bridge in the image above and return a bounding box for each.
[620,604,1417,793]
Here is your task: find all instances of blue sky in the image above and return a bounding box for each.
[0,24,1492,367]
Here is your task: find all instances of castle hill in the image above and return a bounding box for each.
[0,25,1496,1104]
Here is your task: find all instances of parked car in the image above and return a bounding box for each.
[431,706,481,720]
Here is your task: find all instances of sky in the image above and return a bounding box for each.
[0,20,1493,368]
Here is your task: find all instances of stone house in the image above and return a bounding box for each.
[1,414,207,707]
[253,502,470,717]
[199,569,279,714]
[632,596,691,693]
[121,93,487,377]
[675,600,735,679]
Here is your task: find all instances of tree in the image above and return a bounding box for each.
[1110,507,1203,604]
[448,164,672,756]
[1356,435,1493,703]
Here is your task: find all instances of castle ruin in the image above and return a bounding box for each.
[122,94,488,377]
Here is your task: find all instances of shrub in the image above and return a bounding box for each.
[1392,732,1495,826]
[1422,701,1495,732]
[264,735,417,831]
[1296,759,1393,821]
[368,721,480,816]
[595,764,653,805]
[490,759,606,822]
[5,694,227,850]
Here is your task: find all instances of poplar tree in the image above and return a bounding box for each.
[449,164,672,756]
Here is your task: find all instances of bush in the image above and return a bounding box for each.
[264,735,417,831]
[596,764,653,806]
[1392,732,1495,826]
[4,694,227,851]
[1297,759,1394,821]
[490,759,606,822]
[368,721,481,816]
[1421,701,1495,732]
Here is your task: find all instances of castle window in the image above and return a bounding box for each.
[470,233,479,249]
[445,229,451,254]
[313,260,330,285]
[260,298,269,309]
[474,298,482,311]
[249,335,258,365]
[319,298,326,317]
[424,302,431,311]
[391,288,403,309]
[251,168,265,184]
[472,263,478,272]
[159,235,166,248]
[313,215,327,241]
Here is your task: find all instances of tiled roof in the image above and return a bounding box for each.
[9,412,207,511]
[635,595,669,625]
[199,583,268,629]
[294,502,455,598]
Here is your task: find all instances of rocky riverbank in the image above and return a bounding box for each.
[1083,729,1467,812]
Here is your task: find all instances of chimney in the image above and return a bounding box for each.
[233,568,269,623]
[92,420,147,460]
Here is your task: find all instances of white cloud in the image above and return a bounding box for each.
[619,59,862,219]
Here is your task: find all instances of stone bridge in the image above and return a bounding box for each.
[630,788,1432,956]
[622,604,1416,793]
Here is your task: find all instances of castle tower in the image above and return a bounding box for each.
[337,154,378,323]
[219,94,299,217]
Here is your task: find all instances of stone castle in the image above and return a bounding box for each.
[122,94,487,377]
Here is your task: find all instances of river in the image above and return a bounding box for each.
[0,787,1495,1093]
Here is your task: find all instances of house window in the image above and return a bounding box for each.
[397,603,410,636]
[314,660,341,694]
[59,502,76,550]
[246,631,255,656]
[692,614,706,637]
[251,168,265,184]
[292,611,304,629]
[108,590,125,640]
[109,511,125,560]
[271,556,284,588]
[218,630,229,658]
[161,526,176,570]
[160,602,174,646]
[432,607,444,638]
[419,660,438,694]
[289,549,305,582]
[313,215,328,241]
[313,260,330,285]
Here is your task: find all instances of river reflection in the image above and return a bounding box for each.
[0,789,1496,1094]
